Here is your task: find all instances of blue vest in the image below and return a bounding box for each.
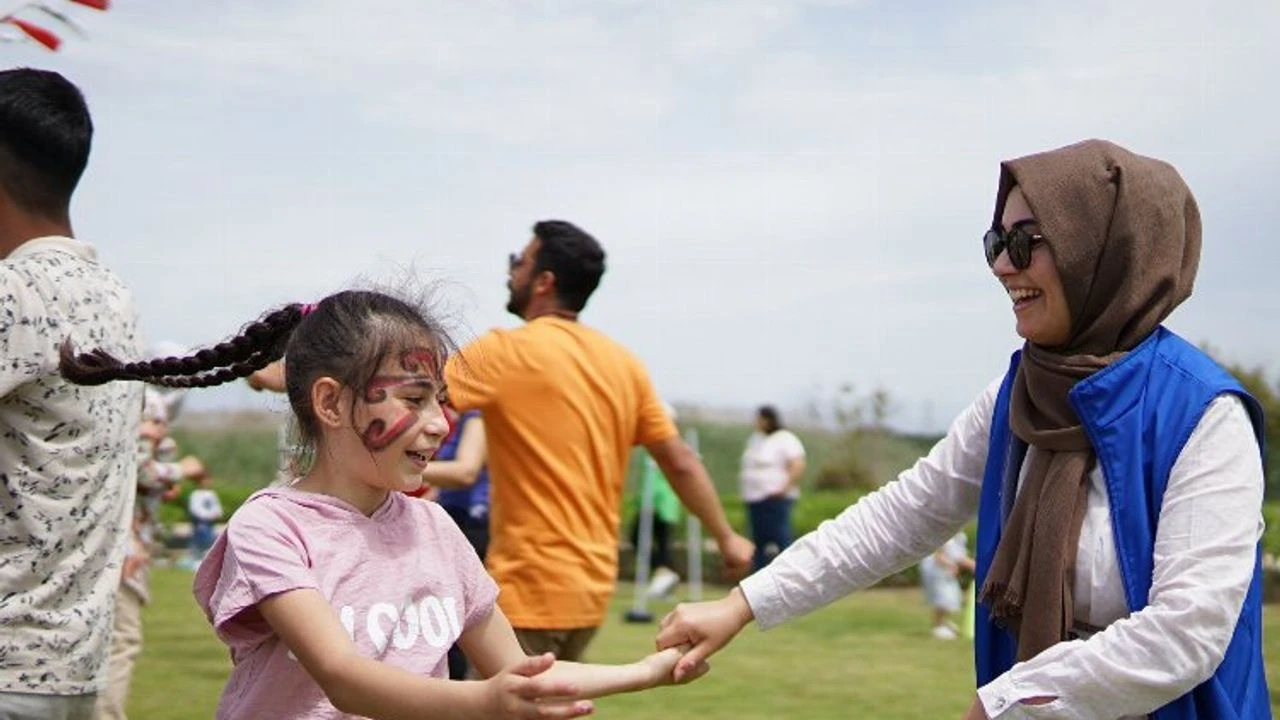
[974,327,1269,719]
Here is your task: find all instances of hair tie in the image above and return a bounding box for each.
[299,302,318,316]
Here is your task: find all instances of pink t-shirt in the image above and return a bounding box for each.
[193,486,499,720]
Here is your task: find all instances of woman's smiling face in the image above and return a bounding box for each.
[992,186,1072,348]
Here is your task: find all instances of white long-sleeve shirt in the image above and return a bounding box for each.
[739,379,1264,720]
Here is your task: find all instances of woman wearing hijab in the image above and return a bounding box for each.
[655,140,1268,720]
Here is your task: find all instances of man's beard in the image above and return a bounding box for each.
[505,281,531,317]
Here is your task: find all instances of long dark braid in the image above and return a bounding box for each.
[60,305,306,388]
[63,289,453,474]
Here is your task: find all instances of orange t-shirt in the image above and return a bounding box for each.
[443,317,677,629]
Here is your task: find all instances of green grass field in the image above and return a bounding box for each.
[144,417,1280,716]
[132,568,1280,718]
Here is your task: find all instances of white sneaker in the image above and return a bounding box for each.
[645,567,680,599]
[931,625,958,640]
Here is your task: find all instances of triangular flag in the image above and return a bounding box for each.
[7,18,61,51]
[67,0,110,10]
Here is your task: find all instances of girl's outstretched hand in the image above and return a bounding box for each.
[654,587,754,682]
[481,653,595,719]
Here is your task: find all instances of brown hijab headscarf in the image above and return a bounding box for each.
[977,139,1201,660]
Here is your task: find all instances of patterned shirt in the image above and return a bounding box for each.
[0,236,143,695]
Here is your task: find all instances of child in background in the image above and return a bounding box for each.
[919,531,975,640]
[187,475,224,566]
[62,289,700,720]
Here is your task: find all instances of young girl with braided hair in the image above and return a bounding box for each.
[61,289,700,720]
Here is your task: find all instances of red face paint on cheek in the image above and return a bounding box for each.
[357,346,444,452]
[362,412,418,451]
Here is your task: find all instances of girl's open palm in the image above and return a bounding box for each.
[483,653,596,719]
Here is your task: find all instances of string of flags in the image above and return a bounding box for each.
[1,0,110,52]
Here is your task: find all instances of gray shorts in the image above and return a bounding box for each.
[0,692,97,720]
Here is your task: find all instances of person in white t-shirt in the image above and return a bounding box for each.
[738,405,806,572]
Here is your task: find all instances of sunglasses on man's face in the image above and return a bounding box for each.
[983,221,1045,270]
[508,252,523,271]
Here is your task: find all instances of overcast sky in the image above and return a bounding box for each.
[5,0,1278,432]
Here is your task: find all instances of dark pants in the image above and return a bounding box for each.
[747,497,794,572]
[629,516,675,569]
[190,521,216,557]
[443,506,490,562]
[443,505,489,680]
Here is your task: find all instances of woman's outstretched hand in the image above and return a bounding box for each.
[654,587,755,682]
[638,645,711,688]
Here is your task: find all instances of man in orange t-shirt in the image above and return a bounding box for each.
[444,220,753,661]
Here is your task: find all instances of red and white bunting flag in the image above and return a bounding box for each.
[6,17,61,50]
[67,0,109,10]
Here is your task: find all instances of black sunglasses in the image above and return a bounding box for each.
[982,221,1045,270]
[508,252,523,271]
